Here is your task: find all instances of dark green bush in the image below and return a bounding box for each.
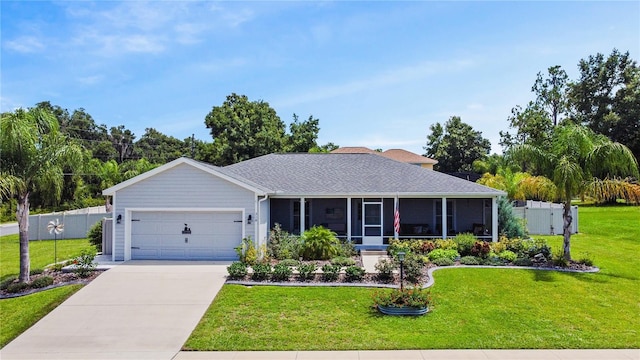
[301,226,340,260]
[577,253,594,267]
[344,266,365,282]
[251,263,272,281]
[459,256,481,265]
[454,233,477,257]
[297,263,317,281]
[402,253,425,284]
[498,196,527,239]
[6,282,29,294]
[268,223,302,260]
[30,276,54,289]
[525,239,552,260]
[374,258,396,283]
[278,259,300,267]
[432,257,454,266]
[29,268,44,275]
[227,262,248,279]
[272,263,293,282]
[337,240,357,257]
[330,256,356,267]
[87,219,103,252]
[321,264,341,282]
[552,248,569,267]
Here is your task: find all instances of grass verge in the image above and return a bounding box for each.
[0,284,83,348]
[0,234,93,281]
[184,206,640,350]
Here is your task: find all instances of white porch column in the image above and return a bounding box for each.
[394,196,399,239]
[300,197,305,233]
[346,197,352,242]
[492,196,499,242]
[441,197,447,239]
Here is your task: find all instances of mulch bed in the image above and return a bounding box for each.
[0,269,102,299]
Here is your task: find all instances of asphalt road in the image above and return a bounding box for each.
[0,222,18,236]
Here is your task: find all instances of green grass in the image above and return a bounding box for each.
[0,234,93,347]
[0,234,93,281]
[0,285,83,348]
[184,206,640,350]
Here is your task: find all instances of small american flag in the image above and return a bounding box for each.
[394,201,400,235]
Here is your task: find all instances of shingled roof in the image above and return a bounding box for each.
[222,153,503,196]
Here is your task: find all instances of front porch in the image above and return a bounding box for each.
[269,197,498,247]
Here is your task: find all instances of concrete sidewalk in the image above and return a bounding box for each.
[0,261,230,360]
[174,349,639,359]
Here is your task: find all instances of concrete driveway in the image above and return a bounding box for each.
[0,261,229,360]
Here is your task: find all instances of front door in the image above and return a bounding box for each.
[362,200,383,245]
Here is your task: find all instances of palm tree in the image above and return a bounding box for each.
[509,124,638,260]
[0,108,82,282]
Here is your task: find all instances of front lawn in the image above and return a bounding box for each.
[0,234,93,281]
[0,284,83,348]
[184,206,640,350]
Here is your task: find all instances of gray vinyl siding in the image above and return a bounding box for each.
[112,163,256,260]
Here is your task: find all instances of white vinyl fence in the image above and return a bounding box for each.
[512,200,578,235]
[28,212,111,240]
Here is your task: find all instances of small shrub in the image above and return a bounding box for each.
[235,237,258,265]
[459,256,481,265]
[372,287,432,308]
[268,224,302,260]
[278,259,301,267]
[29,268,44,276]
[387,239,412,257]
[428,248,459,262]
[297,263,317,281]
[0,275,18,290]
[337,240,357,257]
[87,219,103,252]
[471,241,491,258]
[576,253,594,267]
[432,257,454,266]
[30,276,54,289]
[374,258,396,283]
[321,264,341,282]
[51,263,64,272]
[344,266,365,282]
[420,241,436,254]
[498,250,518,263]
[330,256,356,267]
[434,239,457,250]
[524,238,552,260]
[271,263,293,282]
[73,248,97,278]
[301,226,340,260]
[227,262,248,279]
[454,233,477,257]
[552,249,569,267]
[6,282,29,294]
[402,253,425,284]
[482,257,504,266]
[251,263,272,281]
[491,241,507,254]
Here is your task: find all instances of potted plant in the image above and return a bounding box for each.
[371,286,431,316]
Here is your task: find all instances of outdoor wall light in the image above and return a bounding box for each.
[247,215,252,225]
[116,214,122,224]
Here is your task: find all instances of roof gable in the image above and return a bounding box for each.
[380,149,438,164]
[102,157,268,196]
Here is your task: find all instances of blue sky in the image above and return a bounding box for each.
[2,1,639,155]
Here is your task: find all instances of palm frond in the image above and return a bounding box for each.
[553,156,584,200]
[588,142,639,179]
[584,177,640,204]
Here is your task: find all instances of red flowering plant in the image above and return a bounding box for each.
[371,286,432,309]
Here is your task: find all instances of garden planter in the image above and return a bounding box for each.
[377,305,428,316]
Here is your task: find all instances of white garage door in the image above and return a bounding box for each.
[130,211,242,260]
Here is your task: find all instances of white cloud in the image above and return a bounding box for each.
[4,36,45,53]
